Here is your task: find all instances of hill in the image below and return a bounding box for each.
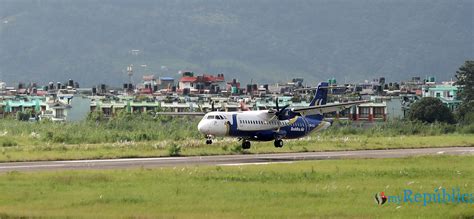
[0,0,472,86]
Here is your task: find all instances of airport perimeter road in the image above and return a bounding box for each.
[0,147,472,172]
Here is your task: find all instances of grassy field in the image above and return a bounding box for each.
[0,155,472,218]
[0,134,473,162]
[0,117,473,162]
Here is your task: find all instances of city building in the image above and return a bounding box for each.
[422,82,462,111]
[178,72,226,94]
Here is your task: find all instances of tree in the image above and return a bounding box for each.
[455,61,474,123]
[408,97,455,124]
[16,111,31,121]
[87,110,106,123]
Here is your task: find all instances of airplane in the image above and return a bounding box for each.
[197,82,367,149]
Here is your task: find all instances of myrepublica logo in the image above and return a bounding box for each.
[374,188,474,206]
[374,192,387,205]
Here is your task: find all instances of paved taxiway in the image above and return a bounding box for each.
[0,146,472,172]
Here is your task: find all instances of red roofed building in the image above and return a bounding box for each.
[179,72,225,94]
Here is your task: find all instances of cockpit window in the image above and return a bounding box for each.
[208,115,226,120]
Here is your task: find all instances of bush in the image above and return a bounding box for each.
[456,104,474,125]
[1,138,18,147]
[16,111,31,121]
[87,110,107,122]
[459,123,474,134]
[168,143,182,157]
[321,119,461,137]
[408,97,455,124]
[231,145,243,153]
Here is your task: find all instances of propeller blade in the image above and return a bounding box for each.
[276,105,289,119]
[211,101,215,111]
[275,97,279,111]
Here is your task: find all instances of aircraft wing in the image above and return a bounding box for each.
[293,100,368,116]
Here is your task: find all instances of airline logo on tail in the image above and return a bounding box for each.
[309,82,328,106]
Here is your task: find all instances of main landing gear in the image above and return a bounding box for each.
[242,140,251,149]
[274,139,283,148]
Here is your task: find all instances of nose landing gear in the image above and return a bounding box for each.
[205,135,213,145]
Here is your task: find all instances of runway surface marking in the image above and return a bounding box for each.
[0,146,472,172]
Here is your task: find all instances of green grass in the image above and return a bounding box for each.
[0,117,473,162]
[0,134,472,162]
[0,155,472,218]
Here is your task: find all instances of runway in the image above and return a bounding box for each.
[0,146,472,172]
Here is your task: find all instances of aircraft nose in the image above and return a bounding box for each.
[198,120,208,133]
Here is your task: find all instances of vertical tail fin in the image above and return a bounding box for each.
[309,82,329,106]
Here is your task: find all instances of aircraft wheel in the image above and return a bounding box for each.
[242,140,251,149]
[274,139,284,148]
[206,139,212,145]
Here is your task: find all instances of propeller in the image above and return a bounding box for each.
[275,97,290,120]
[268,97,291,122]
[267,97,301,137]
[211,101,215,111]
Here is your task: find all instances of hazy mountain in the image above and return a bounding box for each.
[0,0,472,86]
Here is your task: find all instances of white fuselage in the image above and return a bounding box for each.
[197,111,292,136]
